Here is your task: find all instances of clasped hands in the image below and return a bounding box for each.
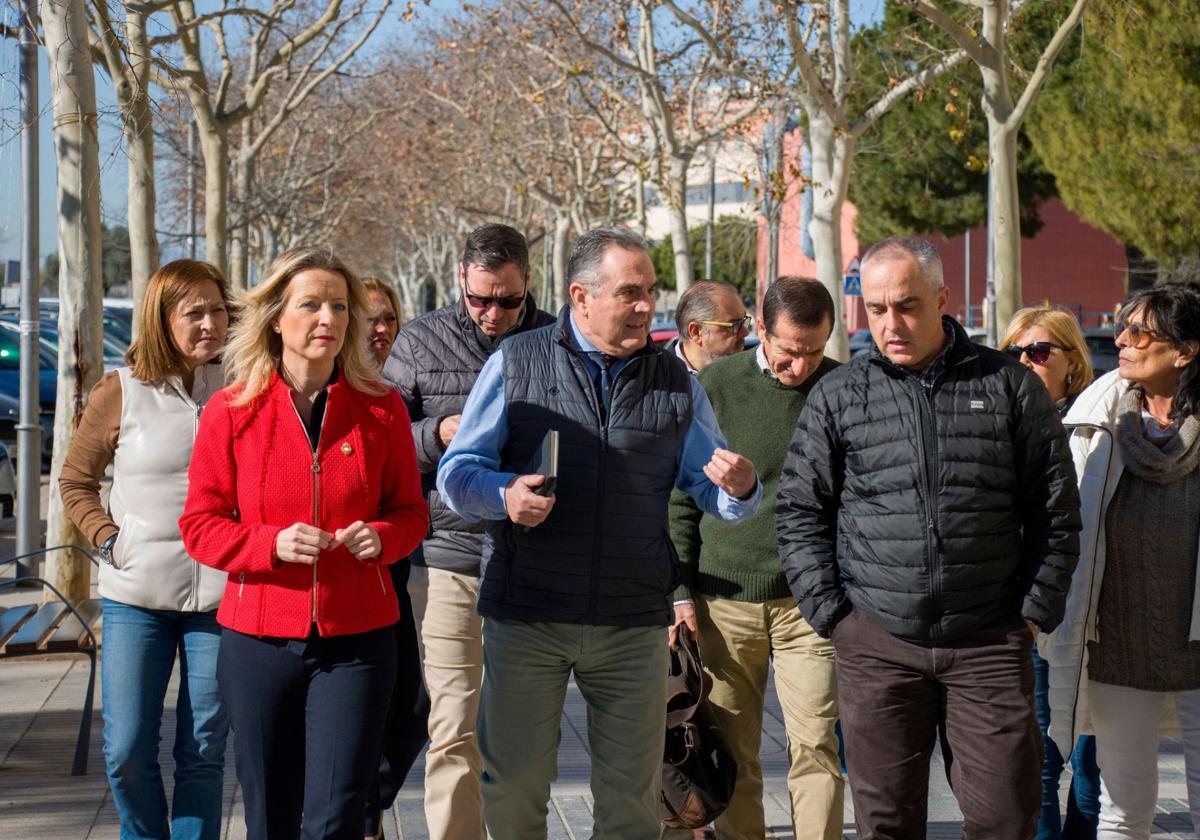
[274,520,381,565]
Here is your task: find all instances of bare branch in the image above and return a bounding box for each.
[1008,0,1090,127]
[899,0,994,67]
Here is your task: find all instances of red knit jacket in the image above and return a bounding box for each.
[180,372,428,638]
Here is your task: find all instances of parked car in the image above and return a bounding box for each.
[849,329,873,357]
[0,307,126,370]
[650,325,678,347]
[1084,326,1119,375]
[0,319,76,472]
[0,440,15,518]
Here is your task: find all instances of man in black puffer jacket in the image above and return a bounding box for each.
[777,236,1081,840]
[382,223,553,840]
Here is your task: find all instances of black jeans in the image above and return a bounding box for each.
[218,624,397,840]
[833,609,1041,840]
[363,561,431,835]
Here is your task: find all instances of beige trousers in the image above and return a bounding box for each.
[408,565,486,840]
[696,595,843,840]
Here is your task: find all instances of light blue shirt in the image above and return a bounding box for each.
[436,312,761,523]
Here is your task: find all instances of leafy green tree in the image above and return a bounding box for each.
[848,4,1060,246]
[1028,0,1200,265]
[649,216,758,297]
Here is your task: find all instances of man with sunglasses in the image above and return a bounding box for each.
[383,223,554,840]
[776,236,1082,839]
[669,280,751,373]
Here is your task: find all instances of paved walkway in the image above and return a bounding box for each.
[1,649,1196,839]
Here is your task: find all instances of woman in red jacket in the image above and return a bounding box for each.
[180,245,427,840]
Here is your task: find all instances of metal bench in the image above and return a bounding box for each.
[0,545,102,776]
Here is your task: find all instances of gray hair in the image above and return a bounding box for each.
[861,236,944,291]
[567,227,648,294]
[675,280,739,336]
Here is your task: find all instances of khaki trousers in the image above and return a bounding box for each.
[697,595,843,840]
[408,565,486,840]
[478,617,669,840]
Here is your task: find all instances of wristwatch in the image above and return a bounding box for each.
[97,532,119,566]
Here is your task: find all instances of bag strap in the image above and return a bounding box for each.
[665,626,708,730]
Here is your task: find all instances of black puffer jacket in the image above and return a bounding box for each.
[384,297,554,575]
[776,317,1081,644]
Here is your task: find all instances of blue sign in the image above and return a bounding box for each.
[843,274,861,296]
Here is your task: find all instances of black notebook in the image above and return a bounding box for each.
[525,430,559,497]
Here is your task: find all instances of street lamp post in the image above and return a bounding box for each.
[17,0,43,575]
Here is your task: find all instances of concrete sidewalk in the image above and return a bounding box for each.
[0,651,1195,839]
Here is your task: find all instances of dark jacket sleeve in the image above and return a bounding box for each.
[1011,367,1082,632]
[776,381,848,638]
[669,485,703,600]
[385,328,445,475]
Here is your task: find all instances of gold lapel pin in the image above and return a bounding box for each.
[341,442,353,456]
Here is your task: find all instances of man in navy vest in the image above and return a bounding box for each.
[438,227,761,840]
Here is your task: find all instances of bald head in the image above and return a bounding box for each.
[675,280,748,371]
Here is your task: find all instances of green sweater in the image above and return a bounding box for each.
[670,350,839,602]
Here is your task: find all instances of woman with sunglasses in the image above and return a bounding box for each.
[1003,308,1094,413]
[1042,284,1200,839]
[1002,308,1100,840]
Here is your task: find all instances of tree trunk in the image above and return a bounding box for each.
[553,212,570,311]
[229,121,252,289]
[124,9,158,325]
[807,111,853,361]
[987,120,1022,332]
[197,126,230,280]
[664,156,693,293]
[41,0,105,605]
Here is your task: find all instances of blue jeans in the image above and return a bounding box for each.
[1032,647,1100,840]
[101,599,230,840]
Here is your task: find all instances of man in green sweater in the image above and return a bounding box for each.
[669,277,843,840]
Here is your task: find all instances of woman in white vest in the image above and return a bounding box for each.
[59,260,232,840]
[1042,284,1200,839]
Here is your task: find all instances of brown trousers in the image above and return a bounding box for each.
[833,608,1041,840]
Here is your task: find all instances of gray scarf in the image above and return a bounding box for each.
[1115,386,1200,483]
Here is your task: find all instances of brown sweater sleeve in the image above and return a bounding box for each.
[58,370,122,547]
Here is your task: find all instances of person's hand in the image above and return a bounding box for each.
[703,448,757,499]
[669,602,698,649]
[1025,619,1039,641]
[275,523,334,565]
[438,414,461,447]
[504,474,555,527]
[332,520,383,560]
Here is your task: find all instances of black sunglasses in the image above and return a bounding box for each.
[1005,341,1063,365]
[463,288,526,310]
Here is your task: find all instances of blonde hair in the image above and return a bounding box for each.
[127,259,232,384]
[225,246,382,406]
[361,277,404,325]
[1001,307,1094,398]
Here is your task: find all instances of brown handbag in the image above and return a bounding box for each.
[659,626,738,829]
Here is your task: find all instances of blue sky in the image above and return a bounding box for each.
[0,0,885,270]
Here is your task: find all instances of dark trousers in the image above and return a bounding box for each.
[833,609,1041,840]
[363,561,431,836]
[218,625,397,840]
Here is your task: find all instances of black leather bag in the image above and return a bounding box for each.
[659,627,738,829]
